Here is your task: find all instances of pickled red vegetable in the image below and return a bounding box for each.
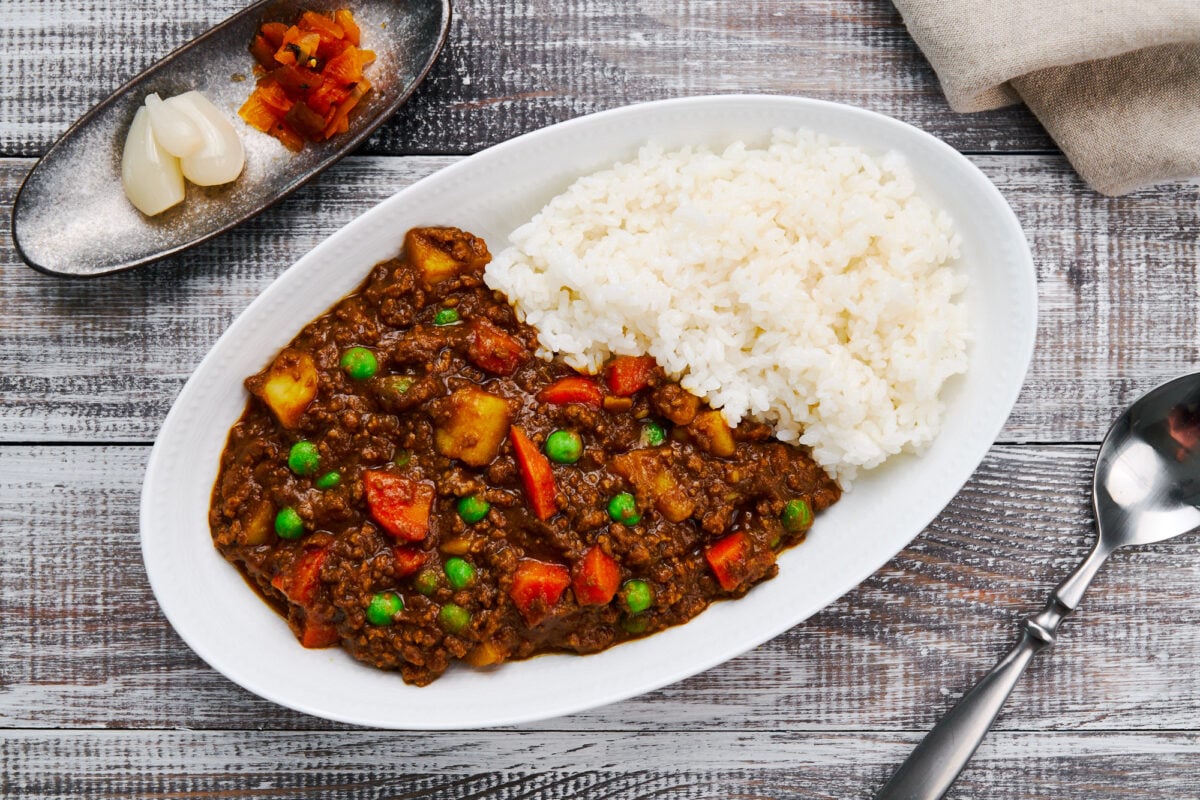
[238,8,375,151]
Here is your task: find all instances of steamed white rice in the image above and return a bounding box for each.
[485,129,969,483]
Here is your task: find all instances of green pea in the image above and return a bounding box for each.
[274,507,305,540]
[607,492,642,526]
[340,346,378,380]
[438,603,471,633]
[620,579,653,614]
[414,568,440,596]
[315,471,341,490]
[433,307,461,326]
[622,615,650,634]
[389,376,414,394]
[444,557,476,589]
[393,449,412,467]
[544,430,583,464]
[287,441,320,476]
[366,592,403,626]
[456,495,491,524]
[640,421,666,447]
[781,499,813,533]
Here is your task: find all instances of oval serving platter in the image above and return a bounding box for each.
[141,94,1037,729]
[11,0,450,278]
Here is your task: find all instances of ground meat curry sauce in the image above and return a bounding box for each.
[209,227,840,685]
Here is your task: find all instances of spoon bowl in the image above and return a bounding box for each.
[11,0,451,278]
[1094,372,1200,547]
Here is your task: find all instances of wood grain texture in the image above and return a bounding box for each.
[0,0,1053,158]
[4,1,1199,797]
[5,730,1200,800]
[6,444,1200,734]
[2,154,1198,443]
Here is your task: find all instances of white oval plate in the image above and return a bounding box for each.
[141,95,1036,729]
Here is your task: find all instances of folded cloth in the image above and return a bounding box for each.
[893,0,1200,195]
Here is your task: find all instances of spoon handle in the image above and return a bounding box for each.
[875,541,1113,800]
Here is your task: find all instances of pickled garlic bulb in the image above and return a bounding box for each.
[121,106,185,217]
[121,90,244,216]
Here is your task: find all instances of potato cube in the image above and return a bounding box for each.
[252,349,318,428]
[465,641,506,667]
[433,387,511,467]
[405,227,490,286]
[652,471,695,522]
[239,501,274,546]
[406,230,461,285]
[691,410,736,458]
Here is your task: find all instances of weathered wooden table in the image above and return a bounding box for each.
[4,1,1199,797]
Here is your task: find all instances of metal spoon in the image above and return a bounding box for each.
[11,0,450,278]
[877,372,1200,800]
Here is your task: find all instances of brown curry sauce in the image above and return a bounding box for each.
[209,227,840,685]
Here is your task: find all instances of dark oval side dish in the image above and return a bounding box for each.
[11,0,451,278]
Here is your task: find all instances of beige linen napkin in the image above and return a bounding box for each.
[893,0,1200,195]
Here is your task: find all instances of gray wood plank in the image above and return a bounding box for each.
[2,154,1198,443]
[0,0,1053,159]
[5,729,1200,800]
[5,443,1200,733]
